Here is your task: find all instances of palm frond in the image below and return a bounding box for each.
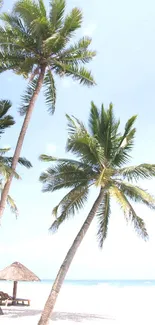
[0,99,12,117]
[122,194,148,240]
[0,14,37,55]
[109,185,129,215]
[40,161,93,192]
[96,192,110,248]
[0,161,20,180]
[0,100,15,135]
[67,130,104,167]
[7,194,18,217]
[13,0,41,26]
[101,103,120,159]
[66,113,81,135]
[0,147,11,155]
[59,50,96,64]
[111,116,137,167]
[119,115,137,147]
[89,103,120,161]
[58,37,96,64]
[116,181,155,209]
[112,129,136,167]
[118,164,155,181]
[39,154,89,168]
[110,185,148,240]
[43,70,56,114]
[0,59,24,74]
[19,75,39,115]
[49,185,89,232]
[30,16,50,39]
[0,180,18,216]
[39,0,47,18]
[17,157,32,168]
[59,36,92,57]
[61,7,82,38]
[39,154,57,162]
[0,156,32,178]
[88,101,100,136]
[53,61,95,86]
[49,0,65,30]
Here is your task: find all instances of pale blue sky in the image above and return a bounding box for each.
[0,0,155,279]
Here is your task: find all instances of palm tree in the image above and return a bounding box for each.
[0,99,32,217]
[0,0,96,219]
[38,102,155,324]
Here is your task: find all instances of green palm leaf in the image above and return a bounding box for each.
[116,181,155,209]
[39,0,47,18]
[0,180,18,216]
[7,194,18,217]
[49,0,65,30]
[0,100,15,135]
[40,162,92,191]
[19,76,39,115]
[43,70,56,114]
[110,185,148,240]
[122,195,149,240]
[58,37,96,64]
[61,7,82,38]
[97,192,110,248]
[50,185,89,232]
[119,164,155,181]
[39,154,90,169]
[88,102,100,137]
[13,0,41,25]
[53,61,95,86]
[119,115,137,147]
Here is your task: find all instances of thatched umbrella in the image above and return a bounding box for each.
[0,261,40,300]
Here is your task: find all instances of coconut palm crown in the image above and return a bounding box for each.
[38,102,155,324]
[0,0,96,220]
[0,0,96,115]
[40,102,155,247]
[0,100,32,216]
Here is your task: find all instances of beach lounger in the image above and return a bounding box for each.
[0,291,30,306]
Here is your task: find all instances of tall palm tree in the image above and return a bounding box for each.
[38,102,155,324]
[0,0,96,219]
[0,99,32,217]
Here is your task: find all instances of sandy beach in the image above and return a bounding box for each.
[1,281,155,324]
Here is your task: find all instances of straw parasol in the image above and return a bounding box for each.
[0,261,40,300]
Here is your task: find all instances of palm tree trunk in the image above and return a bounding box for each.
[38,188,104,325]
[0,66,46,221]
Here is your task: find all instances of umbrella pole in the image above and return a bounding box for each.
[0,307,3,315]
[13,281,18,304]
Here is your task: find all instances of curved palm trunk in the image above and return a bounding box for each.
[0,66,46,220]
[38,189,104,325]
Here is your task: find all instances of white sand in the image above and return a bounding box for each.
[0,281,155,324]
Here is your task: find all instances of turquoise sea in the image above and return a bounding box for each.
[41,279,155,287]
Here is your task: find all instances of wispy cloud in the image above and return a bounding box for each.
[83,22,97,36]
[45,143,57,154]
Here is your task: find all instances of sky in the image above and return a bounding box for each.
[0,0,155,280]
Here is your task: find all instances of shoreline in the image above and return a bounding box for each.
[1,281,155,324]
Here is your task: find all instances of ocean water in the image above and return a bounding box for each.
[42,278,155,287]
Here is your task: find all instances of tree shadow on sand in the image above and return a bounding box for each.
[2,308,115,322]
